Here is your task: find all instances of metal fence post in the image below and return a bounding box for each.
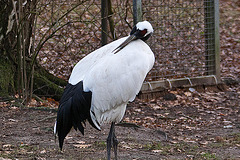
[214,0,220,81]
[204,0,220,81]
[133,0,142,25]
[101,0,108,46]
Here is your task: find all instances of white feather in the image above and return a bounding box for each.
[54,121,57,135]
[83,39,154,125]
[136,21,154,36]
[69,37,128,85]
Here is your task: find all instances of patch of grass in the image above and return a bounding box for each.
[19,143,31,150]
[94,141,106,149]
[0,143,40,159]
[209,133,240,148]
[143,142,163,150]
[201,152,217,160]
[232,133,240,142]
[208,142,225,148]
[143,141,202,156]
[173,142,200,155]
[143,142,171,155]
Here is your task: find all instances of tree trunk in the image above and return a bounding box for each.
[0,0,66,101]
[0,0,16,96]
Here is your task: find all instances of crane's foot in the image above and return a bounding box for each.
[107,122,118,160]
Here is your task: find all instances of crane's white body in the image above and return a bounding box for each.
[69,36,155,130]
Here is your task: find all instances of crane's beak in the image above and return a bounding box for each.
[112,34,137,54]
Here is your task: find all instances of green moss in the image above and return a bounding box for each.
[33,71,64,100]
[0,55,14,96]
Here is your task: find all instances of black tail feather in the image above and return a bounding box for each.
[56,81,99,150]
[57,100,73,150]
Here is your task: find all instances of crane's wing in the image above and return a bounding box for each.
[69,37,128,85]
[83,39,155,127]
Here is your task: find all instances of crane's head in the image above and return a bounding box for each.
[113,21,153,54]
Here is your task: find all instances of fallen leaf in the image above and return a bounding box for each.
[73,144,91,148]
[152,150,162,153]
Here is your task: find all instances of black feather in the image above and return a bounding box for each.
[56,81,100,150]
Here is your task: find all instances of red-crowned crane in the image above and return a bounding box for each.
[54,21,154,160]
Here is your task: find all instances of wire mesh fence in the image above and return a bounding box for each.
[36,0,134,80]
[35,0,219,89]
[36,0,101,80]
[142,0,218,82]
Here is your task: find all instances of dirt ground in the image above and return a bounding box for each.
[0,83,240,160]
[0,106,168,160]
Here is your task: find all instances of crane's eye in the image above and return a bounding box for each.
[140,29,147,37]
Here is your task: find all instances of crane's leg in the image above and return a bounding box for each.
[113,127,118,160]
[107,122,118,160]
